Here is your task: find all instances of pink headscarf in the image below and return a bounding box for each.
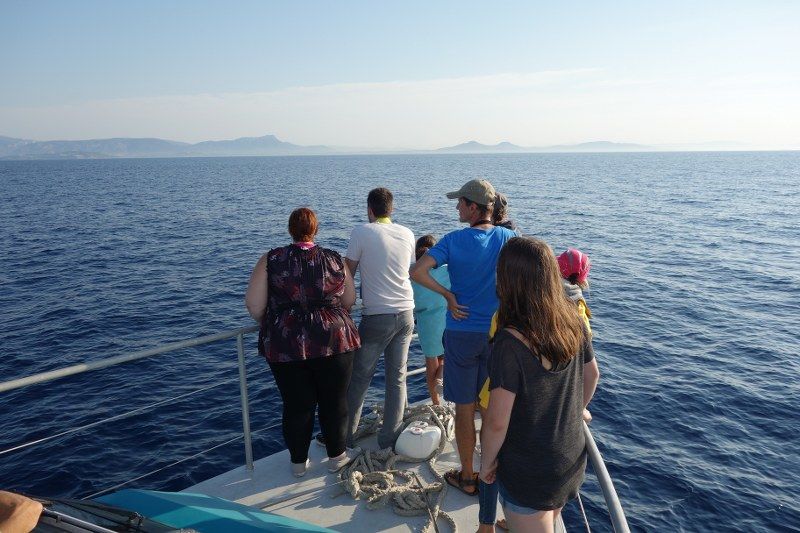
[557,248,591,285]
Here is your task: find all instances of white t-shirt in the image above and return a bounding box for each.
[346,222,415,315]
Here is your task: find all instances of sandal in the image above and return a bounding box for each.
[495,518,509,531]
[444,469,479,496]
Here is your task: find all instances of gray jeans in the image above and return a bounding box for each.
[346,310,414,449]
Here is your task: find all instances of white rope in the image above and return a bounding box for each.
[337,403,457,533]
[577,492,592,533]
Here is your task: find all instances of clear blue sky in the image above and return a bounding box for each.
[2,1,798,147]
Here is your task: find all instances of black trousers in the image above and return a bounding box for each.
[268,352,354,463]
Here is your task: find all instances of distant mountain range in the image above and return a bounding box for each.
[0,134,765,160]
[0,134,334,160]
[433,140,651,153]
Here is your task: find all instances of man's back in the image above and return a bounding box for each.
[346,222,415,315]
[426,225,516,331]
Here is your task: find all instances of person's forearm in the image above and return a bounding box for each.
[410,266,450,298]
[418,274,450,298]
[341,266,356,309]
[480,420,508,467]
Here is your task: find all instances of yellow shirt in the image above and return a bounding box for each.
[478,313,500,409]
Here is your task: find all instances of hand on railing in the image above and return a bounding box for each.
[583,408,592,423]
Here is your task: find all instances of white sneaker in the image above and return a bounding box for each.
[291,458,310,477]
[327,447,361,473]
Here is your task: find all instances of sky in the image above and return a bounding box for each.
[1,0,799,149]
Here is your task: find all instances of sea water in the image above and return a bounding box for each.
[1,152,798,531]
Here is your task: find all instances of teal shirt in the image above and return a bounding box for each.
[411,265,450,356]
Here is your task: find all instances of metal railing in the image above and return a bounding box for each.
[0,324,425,475]
[1,324,262,475]
[0,324,626,531]
[583,422,630,533]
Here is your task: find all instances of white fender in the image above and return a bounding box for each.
[395,421,442,459]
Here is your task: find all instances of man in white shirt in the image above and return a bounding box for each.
[345,187,416,449]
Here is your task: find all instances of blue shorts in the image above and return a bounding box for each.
[498,480,540,515]
[442,329,490,404]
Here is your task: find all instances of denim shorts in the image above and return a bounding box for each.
[498,480,540,515]
[442,329,490,404]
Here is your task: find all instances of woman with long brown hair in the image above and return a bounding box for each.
[479,237,600,532]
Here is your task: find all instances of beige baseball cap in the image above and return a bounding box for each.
[445,179,496,205]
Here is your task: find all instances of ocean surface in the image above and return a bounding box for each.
[1,152,798,532]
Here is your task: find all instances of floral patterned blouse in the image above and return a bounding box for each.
[258,244,361,363]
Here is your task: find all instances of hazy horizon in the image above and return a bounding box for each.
[1,131,792,153]
[2,2,798,150]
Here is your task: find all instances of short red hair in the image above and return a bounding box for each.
[288,207,318,242]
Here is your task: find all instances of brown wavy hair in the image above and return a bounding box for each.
[496,237,584,367]
[415,234,436,261]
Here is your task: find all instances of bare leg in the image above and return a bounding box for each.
[425,356,444,405]
[455,402,477,485]
[504,507,561,533]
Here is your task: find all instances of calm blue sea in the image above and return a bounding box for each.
[1,153,798,532]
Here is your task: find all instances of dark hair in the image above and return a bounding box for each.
[368,187,394,218]
[288,207,318,242]
[496,237,584,367]
[415,234,436,261]
[492,192,508,225]
[463,198,491,219]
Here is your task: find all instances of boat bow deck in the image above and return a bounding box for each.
[186,413,566,532]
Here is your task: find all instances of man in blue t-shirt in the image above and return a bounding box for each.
[410,178,516,497]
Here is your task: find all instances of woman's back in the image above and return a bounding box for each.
[267,245,343,305]
[259,244,359,362]
[489,328,593,509]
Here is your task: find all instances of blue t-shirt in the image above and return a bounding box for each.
[426,226,516,332]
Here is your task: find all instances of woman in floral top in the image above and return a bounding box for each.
[246,207,360,477]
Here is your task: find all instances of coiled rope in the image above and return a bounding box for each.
[336,403,457,533]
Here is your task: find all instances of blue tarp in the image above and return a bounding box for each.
[96,489,336,532]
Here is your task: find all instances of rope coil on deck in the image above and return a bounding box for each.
[337,403,457,533]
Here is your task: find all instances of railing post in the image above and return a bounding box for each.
[236,333,254,472]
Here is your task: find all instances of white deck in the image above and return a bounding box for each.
[186,410,567,532]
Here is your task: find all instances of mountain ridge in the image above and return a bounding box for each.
[0,134,773,159]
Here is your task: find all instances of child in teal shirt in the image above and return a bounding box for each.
[410,235,450,404]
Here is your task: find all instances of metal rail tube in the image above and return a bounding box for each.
[0,325,260,393]
[583,422,630,533]
[407,366,426,377]
[236,332,254,472]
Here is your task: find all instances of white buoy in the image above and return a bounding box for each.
[395,421,442,459]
